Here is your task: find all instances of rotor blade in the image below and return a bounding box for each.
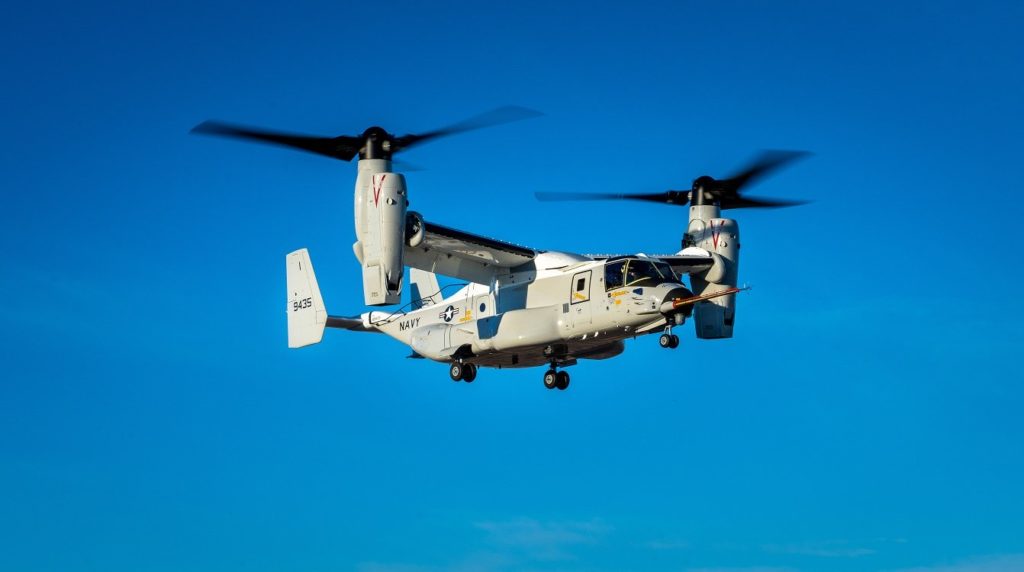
[716,150,810,193]
[191,121,361,161]
[535,191,690,206]
[719,195,810,209]
[394,106,543,150]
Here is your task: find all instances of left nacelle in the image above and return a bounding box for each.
[353,172,407,305]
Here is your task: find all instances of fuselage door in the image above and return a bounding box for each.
[570,270,592,326]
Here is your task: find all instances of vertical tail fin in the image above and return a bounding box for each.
[409,268,442,310]
[286,248,328,348]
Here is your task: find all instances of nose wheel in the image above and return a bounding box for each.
[543,367,570,390]
[659,332,680,349]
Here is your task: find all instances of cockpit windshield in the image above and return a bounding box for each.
[605,258,677,290]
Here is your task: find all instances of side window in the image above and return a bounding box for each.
[571,271,592,304]
[605,261,625,290]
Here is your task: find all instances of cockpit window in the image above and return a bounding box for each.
[655,261,677,281]
[624,259,675,288]
[605,261,626,290]
[605,258,676,290]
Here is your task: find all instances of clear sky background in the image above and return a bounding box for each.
[2,1,1023,571]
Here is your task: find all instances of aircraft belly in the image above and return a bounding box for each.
[470,338,626,369]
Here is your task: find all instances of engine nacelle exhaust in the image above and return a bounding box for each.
[405,210,425,248]
[687,216,739,339]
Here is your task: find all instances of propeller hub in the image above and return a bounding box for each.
[692,175,715,192]
[691,175,717,206]
[360,126,394,160]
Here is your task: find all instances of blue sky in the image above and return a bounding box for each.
[1,1,1023,571]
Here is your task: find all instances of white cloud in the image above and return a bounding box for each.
[474,517,612,560]
[357,518,611,572]
[884,553,1024,572]
[357,563,435,572]
[761,540,877,558]
[686,567,799,572]
[644,539,691,550]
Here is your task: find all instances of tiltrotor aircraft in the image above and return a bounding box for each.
[193,108,807,390]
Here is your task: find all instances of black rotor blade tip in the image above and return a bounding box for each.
[397,105,544,149]
[723,150,812,191]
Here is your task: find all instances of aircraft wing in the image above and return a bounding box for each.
[404,220,540,283]
[655,254,715,276]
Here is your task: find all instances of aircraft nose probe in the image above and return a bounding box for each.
[659,287,697,318]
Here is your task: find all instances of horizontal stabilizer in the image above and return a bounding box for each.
[326,315,377,333]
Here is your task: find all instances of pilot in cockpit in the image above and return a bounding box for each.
[625,264,641,286]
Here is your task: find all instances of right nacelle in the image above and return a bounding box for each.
[687,217,740,339]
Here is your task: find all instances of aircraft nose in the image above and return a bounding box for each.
[659,286,696,317]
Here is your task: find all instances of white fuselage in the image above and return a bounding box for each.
[362,252,692,368]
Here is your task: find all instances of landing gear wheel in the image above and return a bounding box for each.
[543,369,558,389]
[555,371,570,390]
[659,333,674,348]
[449,362,464,382]
[462,364,477,383]
[669,334,680,349]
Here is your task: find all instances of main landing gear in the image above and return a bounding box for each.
[543,366,570,391]
[449,361,477,383]
[659,330,680,349]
